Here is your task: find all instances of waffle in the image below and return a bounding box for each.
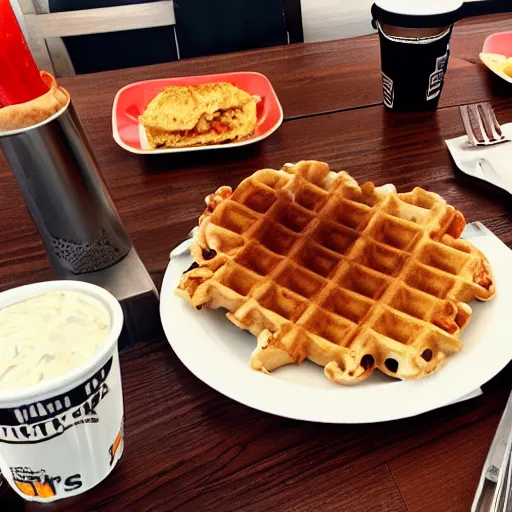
[176,161,495,384]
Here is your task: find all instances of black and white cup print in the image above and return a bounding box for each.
[376,23,453,111]
[381,71,395,108]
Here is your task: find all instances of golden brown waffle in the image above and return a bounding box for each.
[176,161,495,384]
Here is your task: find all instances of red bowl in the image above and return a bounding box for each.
[112,71,283,154]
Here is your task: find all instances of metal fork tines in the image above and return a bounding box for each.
[459,103,508,146]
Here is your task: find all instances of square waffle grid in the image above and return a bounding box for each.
[196,164,489,382]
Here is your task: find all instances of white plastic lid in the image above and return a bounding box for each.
[375,0,463,16]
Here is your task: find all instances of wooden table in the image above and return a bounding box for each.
[1,13,511,512]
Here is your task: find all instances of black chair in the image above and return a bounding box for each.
[45,0,303,74]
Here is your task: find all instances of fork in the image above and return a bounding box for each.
[472,389,512,512]
[459,102,508,146]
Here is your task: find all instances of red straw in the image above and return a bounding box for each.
[0,0,48,107]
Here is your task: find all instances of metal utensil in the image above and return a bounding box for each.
[472,390,512,511]
[501,446,512,511]
[170,227,198,259]
[494,435,512,512]
[459,103,509,147]
[0,102,159,347]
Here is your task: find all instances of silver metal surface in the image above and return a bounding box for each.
[0,102,132,275]
[460,103,509,147]
[494,435,512,512]
[502,447,512,511]
[73,248,161,349]
[0,101,159,346]
[472,390,512,511]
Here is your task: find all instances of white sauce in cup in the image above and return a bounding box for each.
[0,290,110,390]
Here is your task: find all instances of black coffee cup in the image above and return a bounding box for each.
[376,23,453,111]
[372,0,512,111]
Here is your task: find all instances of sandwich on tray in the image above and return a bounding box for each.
[140,82,259,149]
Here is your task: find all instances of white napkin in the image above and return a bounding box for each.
[445,123,512,194]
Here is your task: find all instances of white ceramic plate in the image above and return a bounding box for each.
[160,224,512,423]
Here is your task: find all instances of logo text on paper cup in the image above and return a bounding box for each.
[109,417,124,466]
[0,357,113,444]
[427,48,449,101]
[11,466,83,499]
[11,467,57,498]
[381,72,394,108]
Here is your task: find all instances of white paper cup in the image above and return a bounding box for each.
[0,280,124,503]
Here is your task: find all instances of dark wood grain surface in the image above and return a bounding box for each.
[49,14,510,122]
[0,13,510,512]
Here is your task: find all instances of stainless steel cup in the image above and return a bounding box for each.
[0,101,160,348]
[0,101,132,275]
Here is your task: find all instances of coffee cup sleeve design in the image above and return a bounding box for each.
[381,71,395,108]
[427,49,449,101]
[11,467,57,499]
[0,350,124,503]
[109,418,124,466]
[0,357,113,445]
